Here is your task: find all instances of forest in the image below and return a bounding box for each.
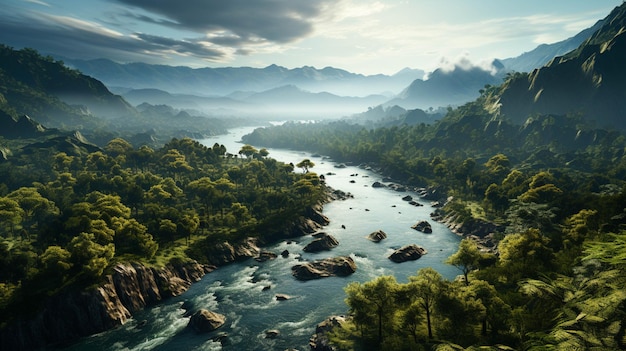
[242,90,626,350]
[0,136,326,326]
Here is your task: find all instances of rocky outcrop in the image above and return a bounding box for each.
[203,238,261,266]
[0,261,210,351]
[411,220,432,233]
[188,309,226,333]
[291,256,357,281]
[303,232,339,252]
[388,244,427,263]
[310,315,348,351]
[430,208,503,253]
[255,251,278,262]
[366,229,387,242]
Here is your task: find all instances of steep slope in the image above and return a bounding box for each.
[500,19,604,73]
[0,45,136,129]
[492,3,626,130]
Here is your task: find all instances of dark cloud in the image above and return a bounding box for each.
[115,0,334,43]
[0,11,228,63]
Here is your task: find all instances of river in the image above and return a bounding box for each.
[61,126,461,351]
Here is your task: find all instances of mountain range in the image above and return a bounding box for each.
[59,18,603,116]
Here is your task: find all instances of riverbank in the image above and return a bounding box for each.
[0,190,338,351]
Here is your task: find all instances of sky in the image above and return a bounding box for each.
[0,0,622,75]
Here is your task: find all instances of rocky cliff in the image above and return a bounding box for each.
[0,260,211,351]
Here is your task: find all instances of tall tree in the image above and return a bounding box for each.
[408,267,444,339]
[445,238,484,285]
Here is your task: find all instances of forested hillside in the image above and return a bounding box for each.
[0,136,326,328]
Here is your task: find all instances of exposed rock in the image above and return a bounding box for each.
[0,260,209,351]
[291,256,357,281]
[366,230,387,242]
[411,220,432,233]
[372,181,385,188]
[402,195,413,201]
[188,309,226,333]
[388,183,406,192]
[265,329,280,338]
[309,315,348,351]
[303,233,339,252]
[255,251,278,262]
[203,238,260,265]
[408,200,423,207]
[281,250,290,258]
[388,244,427,263]
[275,294,291,301]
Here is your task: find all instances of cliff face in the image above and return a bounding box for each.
[0,261,211,351]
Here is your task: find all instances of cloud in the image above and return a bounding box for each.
[115,0,337,44]
[0,9,230,64]
[428,52,501,78]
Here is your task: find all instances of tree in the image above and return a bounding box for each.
[408,267,444,339]
[498,228,554,280]
[345,275,399,344]
[445,238,483,285]
[68,232,115,280]
[0,197,24,237]
[238,144,258,159]
[296,158,315,173]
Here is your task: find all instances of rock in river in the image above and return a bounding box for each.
[366,229,387,243]
[291,256,357,281]
[388,244,427,263]
[188,309,226,333]
[303,232,339,252]
[411,220,432,233]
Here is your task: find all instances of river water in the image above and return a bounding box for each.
[61,126,461,351]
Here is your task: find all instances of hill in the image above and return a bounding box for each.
[490,3,626,130]
[385,60,506,110]
[0,45,135,123]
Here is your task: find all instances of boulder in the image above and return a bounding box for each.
[411,220,432,233]
[303,233,339,252]
[255,251,278,262]
[310,315,347,351]
[366,230,387,243]
[388,244,427,263]
[275,294,291,301]
[188,309,226,333]
[281,250,290,258]
[402,195,413,201]
[291,256,357,281]
[372,181,385,188]
[265,329,280,338]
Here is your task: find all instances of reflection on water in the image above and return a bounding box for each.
[61,126,461,351]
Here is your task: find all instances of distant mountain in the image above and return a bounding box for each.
[60,58,424,97]
[121,88,251,112]
[385,60,506,110]
[500,20,605,73]
[491,3,626,130]
[120,85,388,119]
[240,85,388,118]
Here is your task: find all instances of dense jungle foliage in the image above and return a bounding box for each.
[243,96,626,350]
[0,136,325,325]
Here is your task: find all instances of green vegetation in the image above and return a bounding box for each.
[0,137,326,325]
[242,92,626,349]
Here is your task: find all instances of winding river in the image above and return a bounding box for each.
[61,126,461,351]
